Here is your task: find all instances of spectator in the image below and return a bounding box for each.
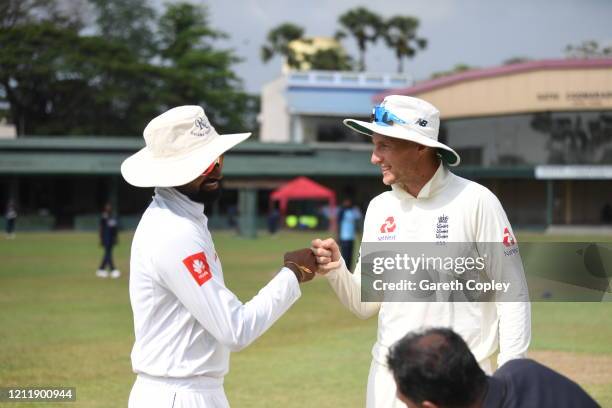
[96,203,120,278]
[267,203,281,235]
[338,197,361,269]
[227,204,238,232]
[601,203,612,224]
[5,200,17,239]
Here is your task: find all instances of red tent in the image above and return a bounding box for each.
[270,177,337,231]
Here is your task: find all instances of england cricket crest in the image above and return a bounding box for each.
[436,214,449,241]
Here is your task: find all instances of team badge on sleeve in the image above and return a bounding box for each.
[502,227,516,247]
[182,252,212,286]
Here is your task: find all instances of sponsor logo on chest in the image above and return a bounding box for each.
[378,216,397,241]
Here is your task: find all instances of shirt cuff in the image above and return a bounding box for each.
[279,266,302,298]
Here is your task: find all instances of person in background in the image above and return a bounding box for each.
[601,203,612,224]
[227,204,238,232]
[5,200,17,239]
[338,197,361,270]
[96,203,120,278]
[267,202,281,235]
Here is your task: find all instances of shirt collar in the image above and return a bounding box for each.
[154,187,206,219]
[391,162,449,200]
[482,376,506,408]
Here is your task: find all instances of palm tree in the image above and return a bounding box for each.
[261,23,304,69]
[382,16,427,73]
[306,46,354,71]
[335,7,383,71]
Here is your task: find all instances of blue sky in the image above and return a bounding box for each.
[159,0,612,93]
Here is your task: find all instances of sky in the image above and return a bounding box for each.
[163,0,612,93]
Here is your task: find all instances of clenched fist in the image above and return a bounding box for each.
[311,238,342,274]
[284,248,317,283]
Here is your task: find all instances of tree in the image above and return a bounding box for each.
[335,7,383,71]
[430,64,476,79]
[0,0,85,30]
[0,22,159,135]
[260,23,305,70]
[565,40,612,59]
[306,47,353,71]
[0,0,256,137]
[382,16,426,73]
[503,56,532,65]
[89,0,157,58]
[157,2,253,135]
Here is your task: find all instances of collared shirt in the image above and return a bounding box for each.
[129,187,301,378]
[326,163,531,372]
[483,359,599,407]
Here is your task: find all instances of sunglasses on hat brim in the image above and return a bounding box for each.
[370,105,407,127]
[201,156,223,177]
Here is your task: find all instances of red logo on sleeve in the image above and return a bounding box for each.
[182,252,212,286]
[502,227,516,247]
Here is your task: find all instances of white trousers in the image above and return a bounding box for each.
[366,360,403,408]
[128,374,229,408]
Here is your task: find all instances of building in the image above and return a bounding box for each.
[0,118,16,139]
[1,59,611,232]
[282,37,349,73]
[376,58,612,227]
[0,137,384,232]
[260,70,412,144]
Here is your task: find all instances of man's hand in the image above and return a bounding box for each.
[311,238,342,274]
[284,248,317,283]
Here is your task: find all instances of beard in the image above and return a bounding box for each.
[178,181,223,207]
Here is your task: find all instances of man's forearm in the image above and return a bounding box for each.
[497,301,531,366]
[326,258,380,319]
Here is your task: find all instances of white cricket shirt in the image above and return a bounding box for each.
[326,164,531,372]
[129,187,301,378]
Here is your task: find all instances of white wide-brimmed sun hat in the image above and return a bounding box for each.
[121,105,251,187]
[343,95,460,166]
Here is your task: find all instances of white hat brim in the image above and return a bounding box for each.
[343,119,460,166]
[121,132,251,187]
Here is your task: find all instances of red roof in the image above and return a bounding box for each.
[270,176,335,201]
[374,58,612,102]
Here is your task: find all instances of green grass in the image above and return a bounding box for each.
[0,231,610,407]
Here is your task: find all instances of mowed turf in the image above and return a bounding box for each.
[0,231,611,407]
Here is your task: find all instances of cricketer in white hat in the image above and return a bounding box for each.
[344,94,460,166]
[121,105,250,188]
[122,106,317,408]
[312,96,531,408]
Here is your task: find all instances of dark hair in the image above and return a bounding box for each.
[386,328,487,408]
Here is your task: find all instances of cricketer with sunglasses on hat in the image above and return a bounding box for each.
[312,95,531,408]
[121,106,317,408]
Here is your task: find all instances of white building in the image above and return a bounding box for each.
[259,70,413,144]
[0,118,16,139]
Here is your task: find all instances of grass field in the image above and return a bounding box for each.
[1,231,611,407]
